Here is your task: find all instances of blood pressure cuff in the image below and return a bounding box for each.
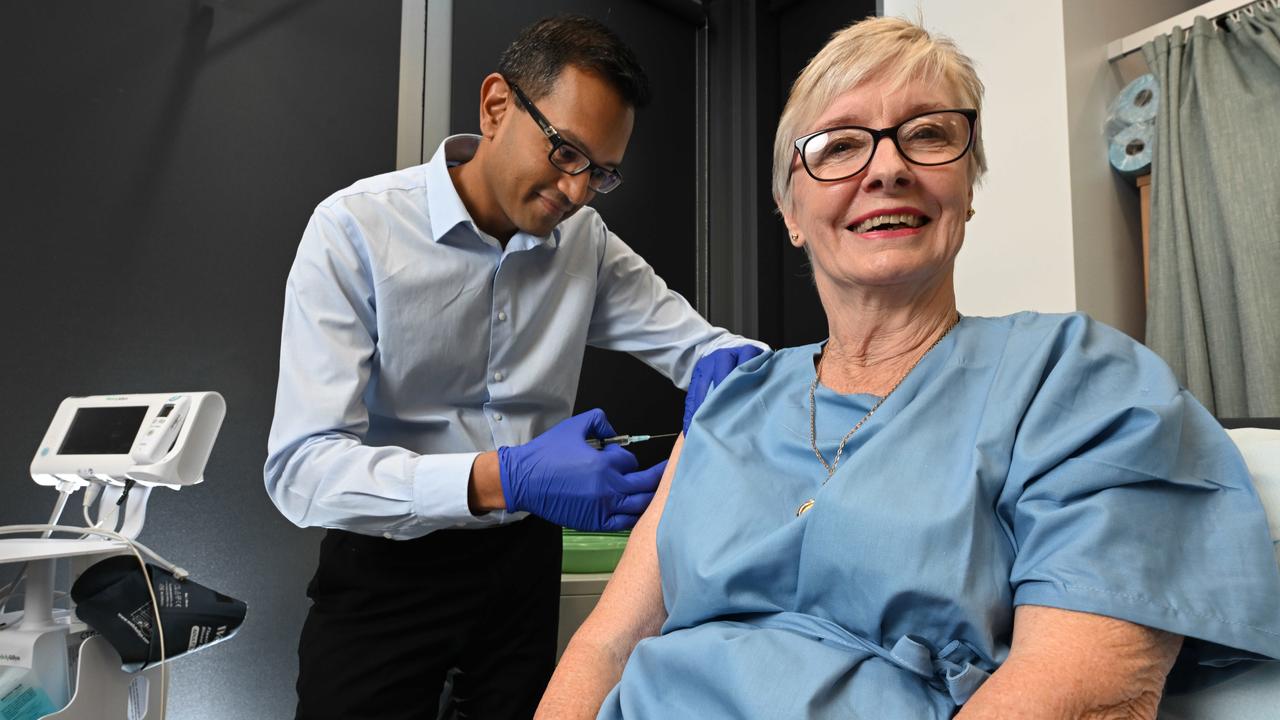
[70,555,247,671]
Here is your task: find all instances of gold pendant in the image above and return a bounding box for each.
[796,498,815,516]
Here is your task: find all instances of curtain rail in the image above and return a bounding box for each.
[1106,0,1275,61]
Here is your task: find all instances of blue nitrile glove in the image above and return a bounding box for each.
[683,345,765,433]
[498,409,667,532]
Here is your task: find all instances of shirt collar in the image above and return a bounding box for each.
[425,134,480,243]
[425,134,562,251]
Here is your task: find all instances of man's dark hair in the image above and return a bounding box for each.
[498,15,651,109]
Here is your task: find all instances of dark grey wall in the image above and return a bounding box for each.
[0,1,400,717]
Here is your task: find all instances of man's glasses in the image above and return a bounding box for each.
[508,81,624,194]
[793,109,978,182]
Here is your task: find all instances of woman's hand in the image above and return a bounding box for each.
[957,605,1182,719]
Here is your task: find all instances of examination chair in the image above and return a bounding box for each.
[1158,419,1280,720]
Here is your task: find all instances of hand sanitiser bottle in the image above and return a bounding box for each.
[0,664,58,720]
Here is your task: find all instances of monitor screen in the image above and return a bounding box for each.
[58,406,148,455]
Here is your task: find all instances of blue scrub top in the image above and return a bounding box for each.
[599,313,1280,719]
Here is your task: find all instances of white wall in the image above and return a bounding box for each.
[1062,0,1203,338]
[881,0,1204,337]
[883,0,1078,318]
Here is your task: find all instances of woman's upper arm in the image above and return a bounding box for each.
[959,604,1183,719]
[570,433,684,661]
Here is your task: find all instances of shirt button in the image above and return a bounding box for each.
[493,371,504,382]
[497,311,507,322]
[493,412,504,421]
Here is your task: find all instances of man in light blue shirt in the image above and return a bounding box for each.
[265,15,763,720]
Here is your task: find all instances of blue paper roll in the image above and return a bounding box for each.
[1109,122,1154,178]
[1110,74,1160,127]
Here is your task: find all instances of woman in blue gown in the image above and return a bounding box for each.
[536,16,1280,719]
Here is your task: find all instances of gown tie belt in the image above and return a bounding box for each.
[741,611,993,705]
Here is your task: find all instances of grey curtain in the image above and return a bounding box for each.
[1142,5,1280,417]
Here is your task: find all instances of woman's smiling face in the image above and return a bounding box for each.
[783,76,975,299]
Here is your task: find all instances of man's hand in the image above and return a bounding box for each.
[683,345,765,433]
[498,409,666,531]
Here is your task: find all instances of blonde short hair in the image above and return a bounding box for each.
[772,16,986,211]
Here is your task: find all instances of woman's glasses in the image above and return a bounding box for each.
[794,109,977,182]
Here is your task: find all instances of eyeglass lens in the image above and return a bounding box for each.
[801,111,972,180]
[549,145,620,193]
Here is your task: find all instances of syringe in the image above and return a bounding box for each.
[586,432,679,449]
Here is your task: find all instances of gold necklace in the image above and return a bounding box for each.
[798,314,960,517]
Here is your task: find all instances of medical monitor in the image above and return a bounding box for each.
[30,392,225,488]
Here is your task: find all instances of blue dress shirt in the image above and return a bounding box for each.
[265,135,761,539]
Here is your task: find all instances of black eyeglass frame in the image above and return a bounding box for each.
[792,108,979,183]
[507,81,625,194]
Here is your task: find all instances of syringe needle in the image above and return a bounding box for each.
[586,432,680,449]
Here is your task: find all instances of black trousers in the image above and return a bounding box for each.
[295,517,562,720]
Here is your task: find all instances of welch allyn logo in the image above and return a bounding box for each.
[0,653,21,662]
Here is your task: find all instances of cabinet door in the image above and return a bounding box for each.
[759,0,878,348]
